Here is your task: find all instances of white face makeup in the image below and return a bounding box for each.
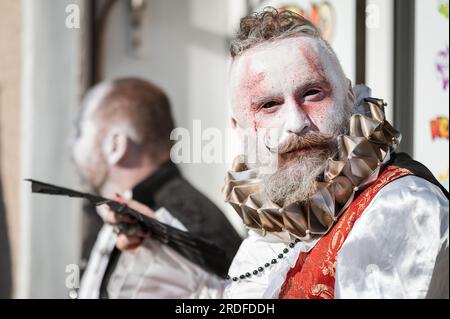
[230,36,349,133]
[229,36,352,204]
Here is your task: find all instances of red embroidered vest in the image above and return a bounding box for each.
[278,164,413,299]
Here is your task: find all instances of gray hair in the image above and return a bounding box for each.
[230,7,334,58]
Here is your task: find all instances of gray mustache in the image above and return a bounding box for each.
[265,132,336,154]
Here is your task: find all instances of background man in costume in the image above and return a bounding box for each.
[72,77,241,298]
[110,9,449,299]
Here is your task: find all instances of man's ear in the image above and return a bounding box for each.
[347,79,354,97]
[102,130,128,165]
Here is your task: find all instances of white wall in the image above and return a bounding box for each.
[413,0,449,187]
[365,0,394,122]
[20,0,83,298]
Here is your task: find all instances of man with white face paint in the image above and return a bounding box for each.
[109,9,448,299]
[72,78,241,298]
[221,8,449,298]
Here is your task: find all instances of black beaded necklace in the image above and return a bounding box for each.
[225,238,301,282]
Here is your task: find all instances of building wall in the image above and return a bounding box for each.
[0,0,22,298]
[413,0,449,189]
[19,0,84,298]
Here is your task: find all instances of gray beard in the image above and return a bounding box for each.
[261,148,335,206]
[257,92,355,206]
[260,110,350,206]
[75,148,109,195]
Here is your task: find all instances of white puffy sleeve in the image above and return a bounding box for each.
[334,176,449,299]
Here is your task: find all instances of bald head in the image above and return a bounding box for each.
[72,78,176,193]
[81,77,175,162]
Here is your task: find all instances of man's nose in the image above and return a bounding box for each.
[283,98,311,135]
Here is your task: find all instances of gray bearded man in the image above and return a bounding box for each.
[110,8,449,299]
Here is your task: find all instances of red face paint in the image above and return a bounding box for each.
[230,37,347,136]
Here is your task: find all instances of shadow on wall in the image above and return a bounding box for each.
[0,178,12,298]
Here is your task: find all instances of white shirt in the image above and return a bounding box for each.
[78,207,223,299]
[224,176,449,299]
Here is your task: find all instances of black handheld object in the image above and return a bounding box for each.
[25,179,228,278]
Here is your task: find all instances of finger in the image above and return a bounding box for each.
[124,245,141,254]
[112,193,155,219]
[117,223,149,238]
[113,193,127,204]
[126,200,155,218]
[104,209,137,225]
[116,233,144,253]
[117,233,142,246]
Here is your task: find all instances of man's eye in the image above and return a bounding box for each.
[261,101,279,109]
[303,89,321,97]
